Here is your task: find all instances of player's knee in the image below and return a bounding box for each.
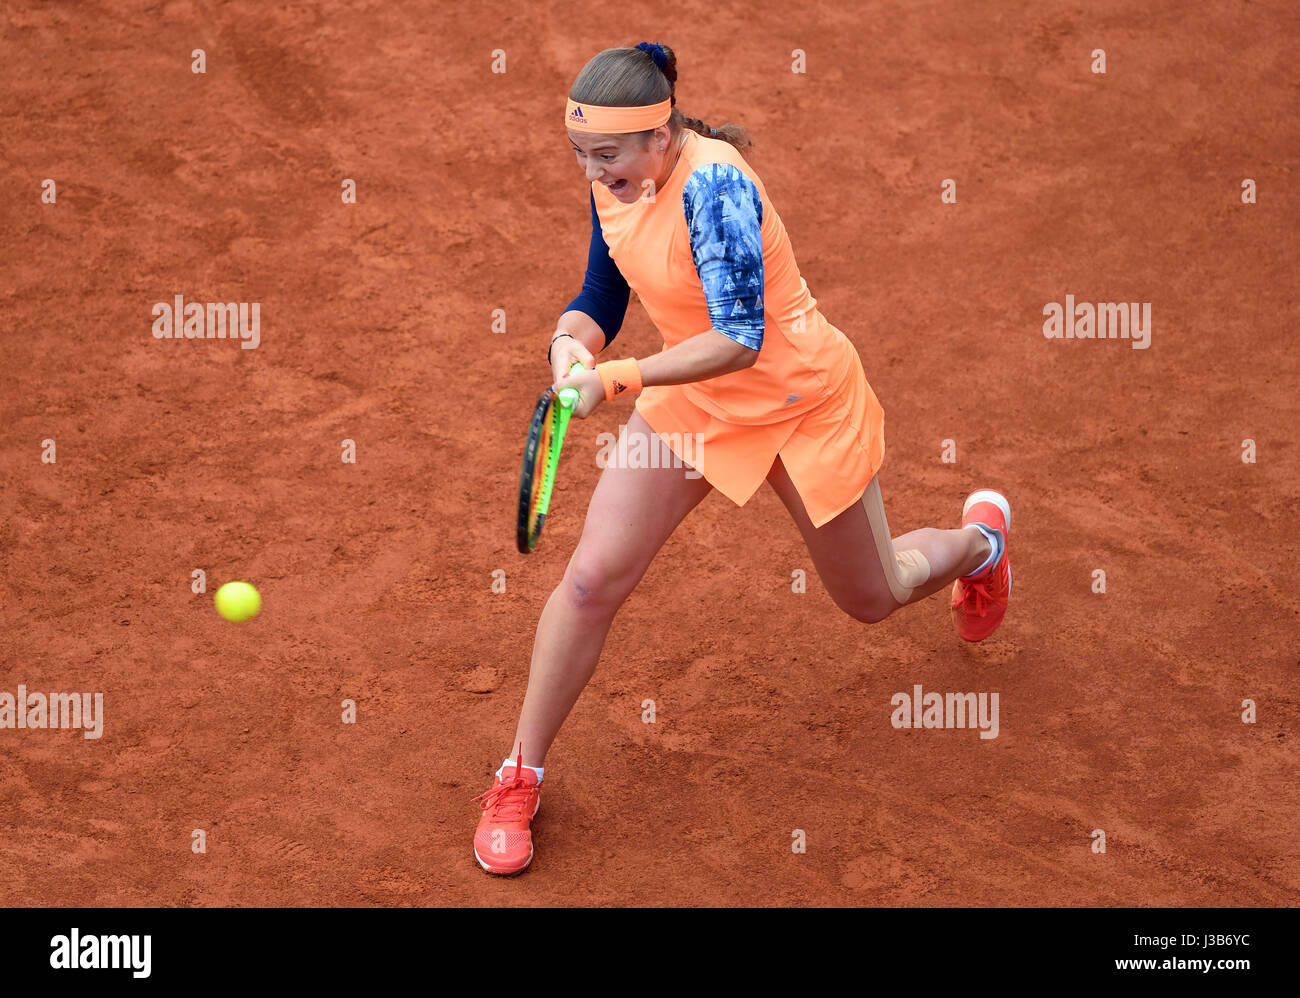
[564,552,634,611]
[841,591,896,625]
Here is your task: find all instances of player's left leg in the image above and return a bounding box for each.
[765,457,1003,626]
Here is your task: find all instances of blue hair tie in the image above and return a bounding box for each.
[635,41,668,71]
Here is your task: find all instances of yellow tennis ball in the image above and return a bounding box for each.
[214,581,261,622]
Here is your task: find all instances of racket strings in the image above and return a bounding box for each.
[527,400,558,536]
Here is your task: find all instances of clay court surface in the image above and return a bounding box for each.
[2,1,1296,906]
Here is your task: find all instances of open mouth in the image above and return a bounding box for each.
[608,179,629,195]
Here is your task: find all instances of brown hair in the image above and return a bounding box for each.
[568,43,753,154]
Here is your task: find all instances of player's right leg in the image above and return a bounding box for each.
[472,407,713,875]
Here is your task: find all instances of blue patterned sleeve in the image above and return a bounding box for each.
[561,189,632,349]
[682,164,764,352]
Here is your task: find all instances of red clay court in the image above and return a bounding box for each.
[1,1,1296,906]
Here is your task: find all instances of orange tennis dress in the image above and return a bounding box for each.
[591,129,885,529]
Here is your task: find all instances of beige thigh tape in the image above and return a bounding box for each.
[860,478,931,604]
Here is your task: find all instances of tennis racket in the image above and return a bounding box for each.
[517,360,589,553]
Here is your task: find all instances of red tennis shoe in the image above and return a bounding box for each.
[472,747,541,875]
[951,490,1012,642]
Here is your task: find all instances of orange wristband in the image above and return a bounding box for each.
[595,358,643,401]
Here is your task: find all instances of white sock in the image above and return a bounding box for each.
[497,757,544,783]
[962,522,1004,578]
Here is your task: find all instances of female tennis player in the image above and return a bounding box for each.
[472,41,1012,875]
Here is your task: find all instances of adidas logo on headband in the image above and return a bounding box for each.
[569,106,587,124]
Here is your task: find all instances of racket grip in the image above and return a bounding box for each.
[557,360,589,408]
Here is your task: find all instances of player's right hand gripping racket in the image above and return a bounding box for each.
[517,361,588,553]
